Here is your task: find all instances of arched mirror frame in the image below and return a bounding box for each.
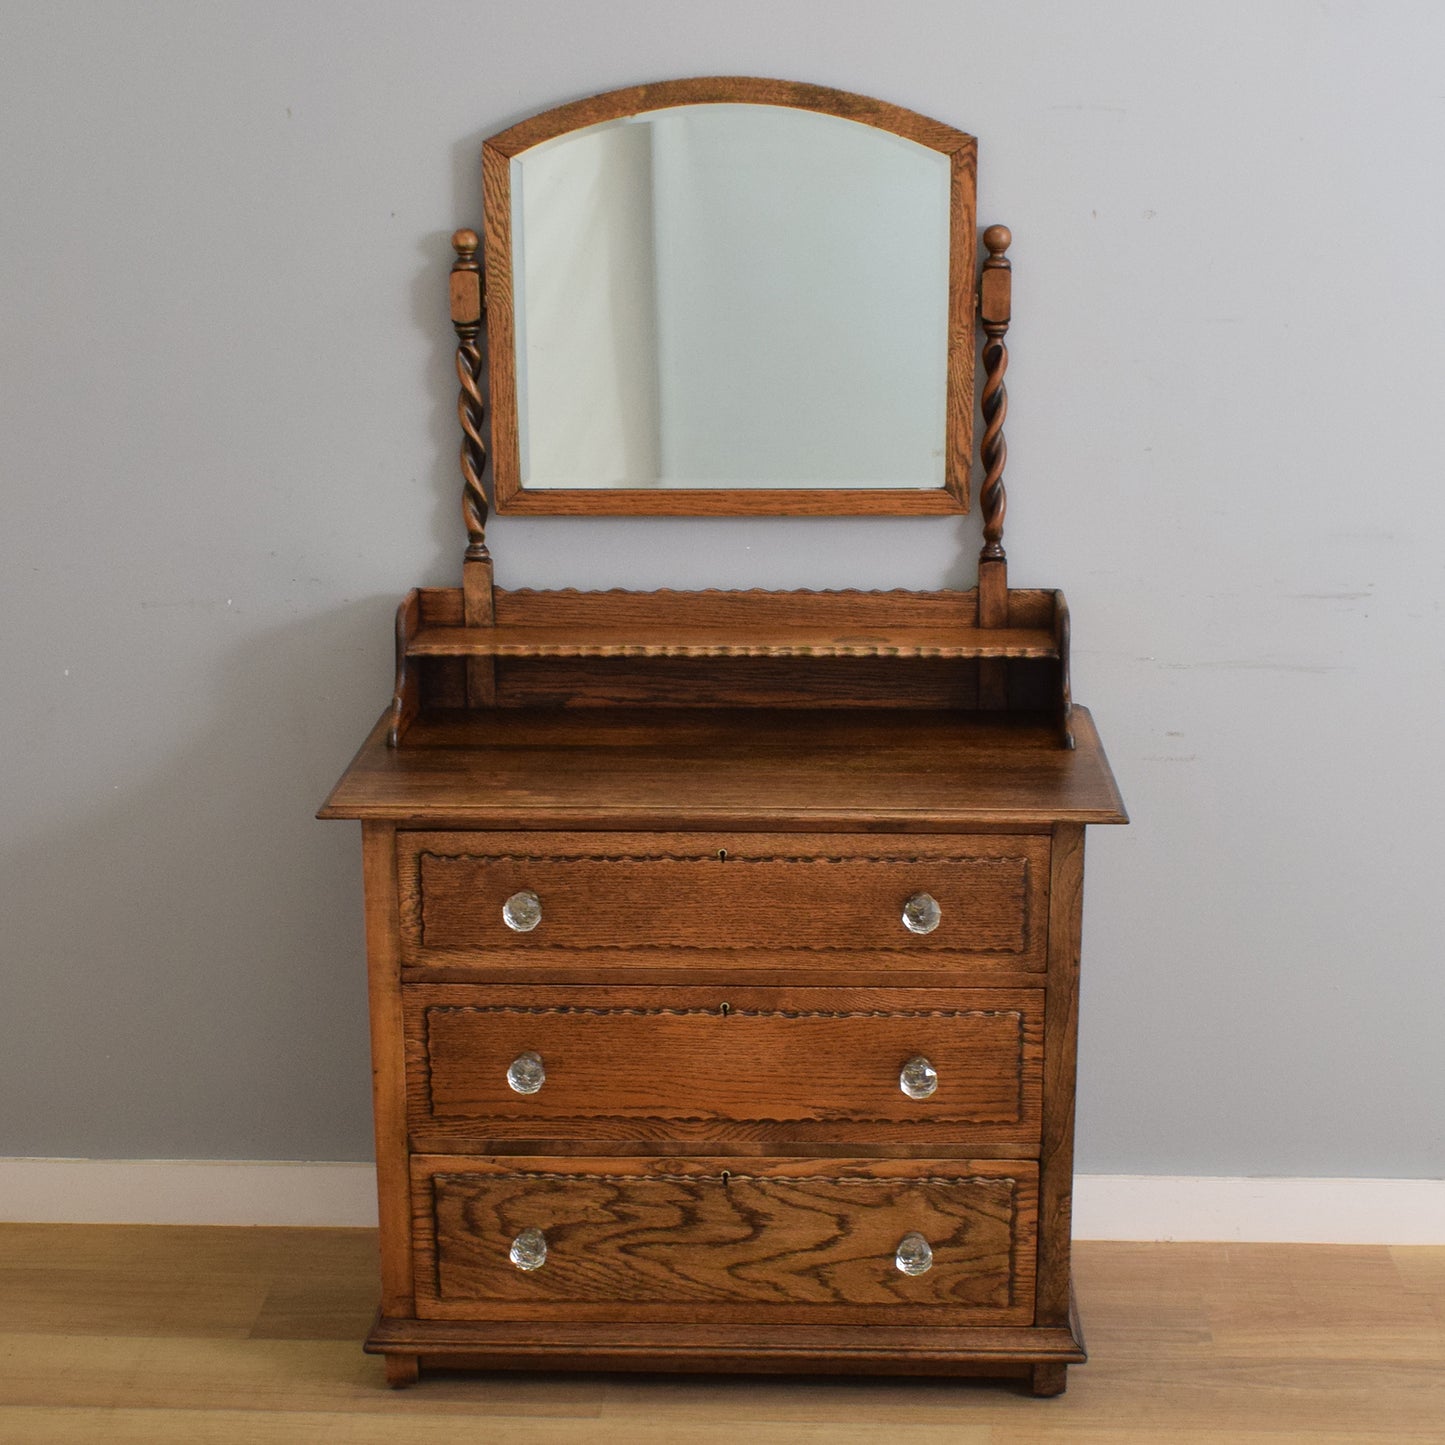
[478,77,978,517]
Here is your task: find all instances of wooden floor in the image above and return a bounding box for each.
[0,1227,1442,1442]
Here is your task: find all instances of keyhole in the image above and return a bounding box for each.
[717,848,728,862]
[719,1001,731,1017]
[721,1170,731,1188]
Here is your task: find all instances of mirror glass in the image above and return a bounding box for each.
[509,104,951,491]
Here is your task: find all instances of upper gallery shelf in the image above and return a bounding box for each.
[404,624,1056,661]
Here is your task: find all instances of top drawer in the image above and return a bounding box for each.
[397,832,1049,972]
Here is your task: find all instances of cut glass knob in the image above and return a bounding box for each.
[895,1232,934,1276]
[901,892,941,935]
[502,890,543,933]
[509,1227,547,1271]
[900,1055,939,1100]
[506,1050,546,1095]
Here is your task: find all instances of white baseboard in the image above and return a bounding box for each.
[0,1159,380,1228]
[2,1160,1442,1242]
[1071,1173,1445,1244]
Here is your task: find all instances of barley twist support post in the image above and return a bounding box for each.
[976,225,1013,709]
[451,229,489,566]
[978,224,1012,577]
[450,228,495,706]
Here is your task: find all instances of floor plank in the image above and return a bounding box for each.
[0,1409,993,1444]
[0,1227,1441,1442]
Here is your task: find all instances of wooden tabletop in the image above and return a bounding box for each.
[319,707,1127,830]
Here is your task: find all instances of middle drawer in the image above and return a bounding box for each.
[404,984,1043,1151]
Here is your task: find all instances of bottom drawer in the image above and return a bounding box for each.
[412,1155,1037,1326]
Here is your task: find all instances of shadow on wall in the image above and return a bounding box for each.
[0,598,401,1164]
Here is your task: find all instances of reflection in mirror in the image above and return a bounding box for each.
[510,104,951,491]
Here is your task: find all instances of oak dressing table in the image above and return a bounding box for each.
[320,77,1126,1396]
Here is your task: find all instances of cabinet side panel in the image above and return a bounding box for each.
[1036,823,1084,1326]
[363,820,413,1315]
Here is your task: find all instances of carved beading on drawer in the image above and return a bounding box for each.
[397,831,1049,971]
[403,983,1044,1149]
[411,1155,1038,1326]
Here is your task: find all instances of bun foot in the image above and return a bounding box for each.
[384,1353,420,1388]
[1030,1362,1068,1396]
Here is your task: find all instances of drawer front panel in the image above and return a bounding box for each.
[412,1156,1037,1325]
[398,831,1049,970]
[405,984,1042,1148]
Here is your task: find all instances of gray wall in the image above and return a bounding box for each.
[2,1,1441,1177]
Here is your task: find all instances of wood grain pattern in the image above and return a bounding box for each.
[319,710,1126,830]
[489,487,975,518]
[382,1352,419,1388]
[359,823,412,1319]
[411,1155,1036,1325]
[392,586,1069,716]
[322,449,1124,1401]
[484,77,975,161]
[461,557,496,710]
[396,831,1048,968]
[385,590,420,748]
[400,963,1052,996]
[406,622,1057,660]
[1036,823,1085,1328]
[482,78,975,516]
[450,229,489,566]
[487,586,1060,629]
[451,224,497,710]
[977,561,1010,710]
[395,580,1064,641]
[369,1314,1084,1375]
[402,983,1042,1149]
[1029,1360,1067,1396]
[977,224,1012,564]
[489,656,1004,711]
[1052,589,1075,747]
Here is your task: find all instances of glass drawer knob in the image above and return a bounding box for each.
[509,1227,547,1271]
[900,1055,939,1100]
[502,890,542,933]
[895,1232,934,1276]
[902,892,941,935]
[506,1050,546,1095]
